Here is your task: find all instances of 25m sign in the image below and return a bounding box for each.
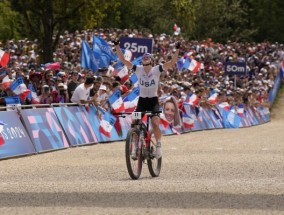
[224,62,247,76]
[120,37,153,59]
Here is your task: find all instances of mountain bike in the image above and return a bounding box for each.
[116,111,162,180]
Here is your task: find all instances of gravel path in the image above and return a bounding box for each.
[0,92,284,215]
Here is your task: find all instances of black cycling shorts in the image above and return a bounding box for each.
[135,97,160,115]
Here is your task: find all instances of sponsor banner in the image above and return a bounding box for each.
[0,111,36,159]
[53,106,99,146]
[119,37,153,59]
[245,108,260,126]
[217,107,242,128]
[117,114,132,139]
[256,106,270,123]
[206,108,223,129]
[239,108,252,127]
[268,68,283,105]
[224,62,247,76]
[198,107,215,129]
[252,107,265,124]
[183,105,204,131]
[20,108,69,152]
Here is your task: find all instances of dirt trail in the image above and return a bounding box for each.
[0,84,283,215]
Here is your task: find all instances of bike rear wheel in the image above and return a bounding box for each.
[125,128,142,179]
[147,131,162,177]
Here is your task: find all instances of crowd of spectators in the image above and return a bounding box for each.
[0,28,283,110]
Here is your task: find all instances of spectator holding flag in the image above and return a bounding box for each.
[113,37,181,159]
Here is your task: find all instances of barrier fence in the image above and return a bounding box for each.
[0,68,283,160]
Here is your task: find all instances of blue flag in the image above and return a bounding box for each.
[93,36,117,61]
[132,56,143,65]
[4,95,21,104]
[81,40,99,72]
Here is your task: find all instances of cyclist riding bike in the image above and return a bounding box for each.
[114,38,181,159]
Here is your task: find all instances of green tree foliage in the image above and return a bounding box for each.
[1,0,283,64]
[0,0,20,42]
[171,0,195,37]
[192,0,255,42]
[79,0,122,29]
[10,0,86,63]
[248,0,284,43]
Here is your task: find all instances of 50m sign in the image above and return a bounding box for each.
[224,62,247,76]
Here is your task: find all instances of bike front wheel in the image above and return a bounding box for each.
[125,128,142,179]
[147,131,162,177]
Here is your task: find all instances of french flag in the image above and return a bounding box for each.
[0,49,10,67]
[184,93,199,106]
[183,57,201,73]
[208,90,218,105]
[182,112,194,128]
[159,95,171,103]
[160,113,170,127]
[237,104,245,117]
[129,73,138,88]
[108,89,125,113]
[98,110,116,138]
[115,66,129,83]
[123,87,139,112]
[9,77,31,100]
[0,121,6,145]
[219,102,231,111]
[0,70,11,89]
[159,116,170,129]
[27,83,40,104]
[45,62,61,70]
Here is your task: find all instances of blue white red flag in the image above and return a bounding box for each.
[182,112,194,128]
[0,120,6,145]
[219,102,230,111]
[123,87,139,112]
[183,57,201,73]
[176,58,185,71]
[115,66,129,83]
[184,92,199,106]
[98,109,116,138]
[9,77,31,100]
[208,90,218,105]
[0,73,11,90]
[237,104,245,117]
[108,89,125,113]
[159,95,171,104]
[129,73,138,88]
[45,62,60,70]
[27,83,40,104]
[0,49,9,67]
[159,115,170,129]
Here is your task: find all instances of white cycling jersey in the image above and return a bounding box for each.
[133,64,164,98]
